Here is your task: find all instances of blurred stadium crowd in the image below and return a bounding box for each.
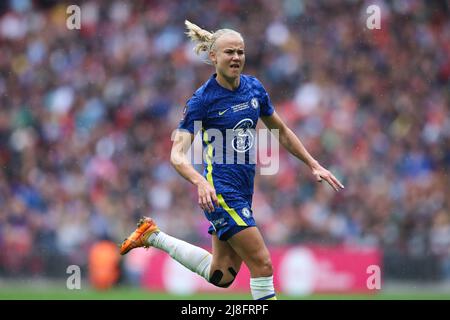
[0,0,449,280]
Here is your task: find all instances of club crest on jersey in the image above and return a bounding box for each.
[242,207,251,218]
[232,118,254,153]
[251,98,259,109]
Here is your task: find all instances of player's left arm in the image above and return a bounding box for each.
[261,111,344,192]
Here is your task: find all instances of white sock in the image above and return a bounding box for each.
[147,231,211,281]
[250,276,277,300]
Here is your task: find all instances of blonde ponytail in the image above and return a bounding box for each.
[184,20,214,54]
[184,20,243,58]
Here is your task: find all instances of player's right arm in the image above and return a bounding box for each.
[170,130,219,213]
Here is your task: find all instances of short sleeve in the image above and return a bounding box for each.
[259,86,275,117]
[177,94,206,134]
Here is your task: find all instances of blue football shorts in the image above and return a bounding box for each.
[204,195,256,241]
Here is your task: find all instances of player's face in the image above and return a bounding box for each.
[210,33,245,81]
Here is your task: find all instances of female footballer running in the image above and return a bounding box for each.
[120,20,344,300]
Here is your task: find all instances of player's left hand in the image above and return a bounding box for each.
[311,163,344,192]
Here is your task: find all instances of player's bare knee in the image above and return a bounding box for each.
[218,276,234,288]
[253,257,273,277]
[261,260,273,276]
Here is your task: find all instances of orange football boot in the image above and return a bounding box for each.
[119,217,159,255]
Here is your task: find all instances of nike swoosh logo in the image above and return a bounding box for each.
[218,108,230,116]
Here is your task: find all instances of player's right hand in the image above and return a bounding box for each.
[197,179,219,213]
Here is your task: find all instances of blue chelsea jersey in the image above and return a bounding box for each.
[178,74,275,203]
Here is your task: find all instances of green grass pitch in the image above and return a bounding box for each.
[1,285,449,300]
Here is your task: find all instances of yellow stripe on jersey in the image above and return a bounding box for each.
[217,194,247,227]
[203,129,247,227]
[203,129,214,187]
